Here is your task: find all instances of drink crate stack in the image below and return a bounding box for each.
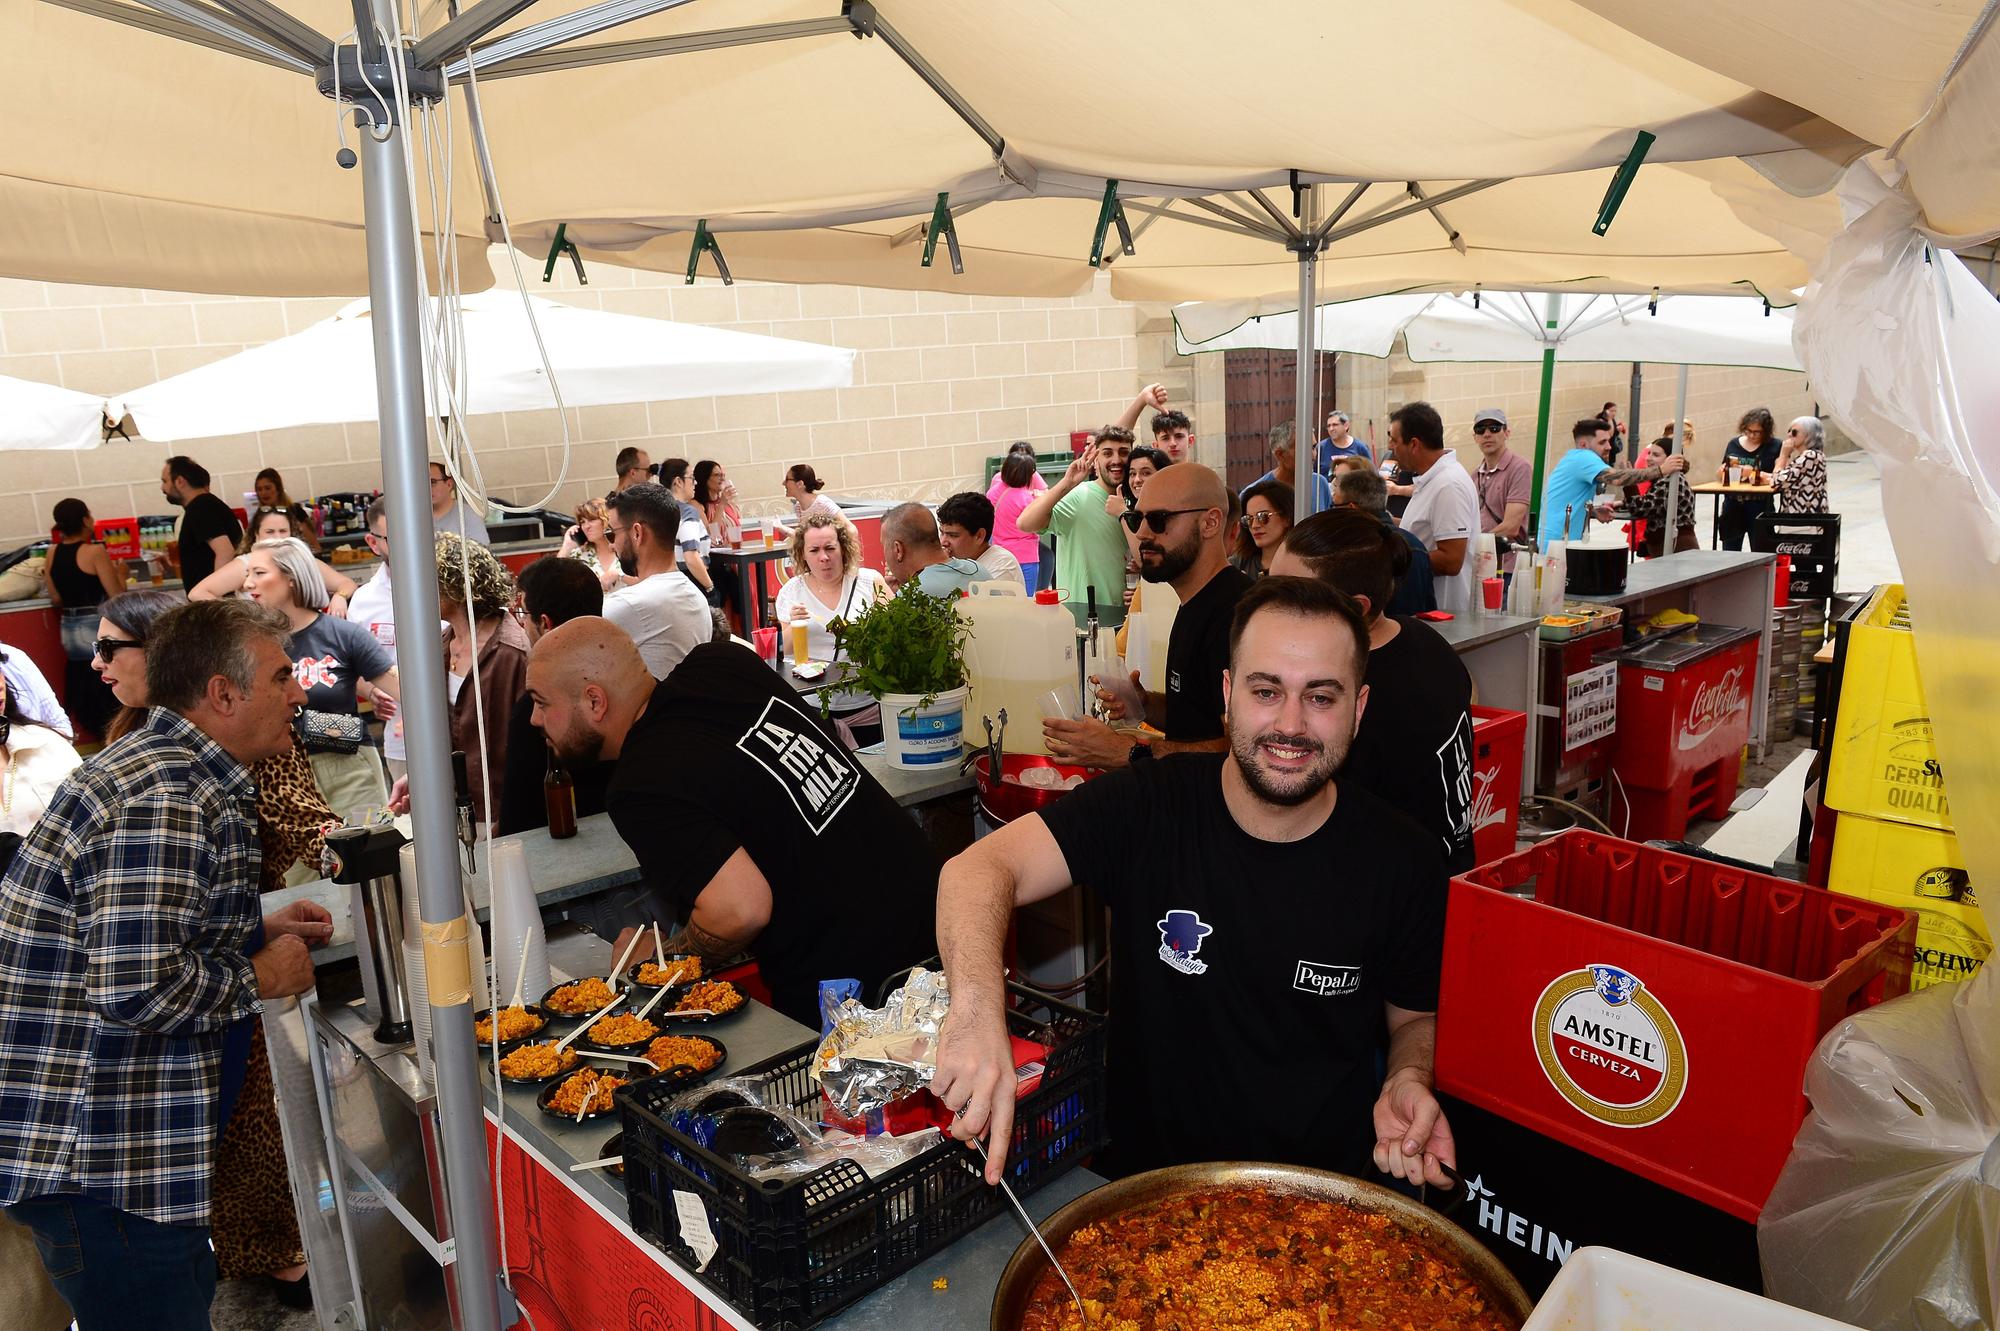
[617,980,1106,1330]
[1437,830,1914,1222]
[1754,513,1840,737]
[1821,584,1990,989]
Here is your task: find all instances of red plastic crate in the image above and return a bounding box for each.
[1469,705,1526,866]
[1436,830,1913,1222]
[1601,626,1760,840]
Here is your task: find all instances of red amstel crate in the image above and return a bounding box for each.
[1436,830,1913,1222]
[1469,705,1526,866]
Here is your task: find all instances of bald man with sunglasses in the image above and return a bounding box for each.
[1043,464,1252,769]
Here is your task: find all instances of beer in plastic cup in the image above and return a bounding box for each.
[790,621,810,665]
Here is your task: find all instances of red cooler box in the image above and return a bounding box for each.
[1470,705,1526,866]
[1599,624,1760,841]
[1436,830,1913,1220]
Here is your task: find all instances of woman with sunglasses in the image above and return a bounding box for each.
[189,506,358,615]
[242,537,399,824]
[89,587,334,1307]
[1234,479,1295,578]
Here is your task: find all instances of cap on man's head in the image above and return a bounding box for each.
[1473,407,1508,428]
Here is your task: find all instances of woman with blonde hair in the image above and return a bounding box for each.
[773,509,887,744]
[557,495,621,589]
[435,532,527,828]
[244,537,398,821]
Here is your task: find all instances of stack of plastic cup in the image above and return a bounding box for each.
[488,840,549,1009]
[397,841,487,1084]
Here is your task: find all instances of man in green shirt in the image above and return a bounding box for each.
[1019,425,1134,629]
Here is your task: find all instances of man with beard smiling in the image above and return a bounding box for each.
[1042,463,1250,768]
[598,482,712,679]
[1018,426,1135,630]
[935,576,1454,1185]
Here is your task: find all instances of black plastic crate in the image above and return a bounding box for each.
[618,980,1106,1330]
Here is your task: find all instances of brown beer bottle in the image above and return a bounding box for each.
[543,746,577,839]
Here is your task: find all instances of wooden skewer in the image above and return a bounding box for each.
[569,1156,622,1173]
[650,921,665,972]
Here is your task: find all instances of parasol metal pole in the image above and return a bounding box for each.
[1526,292,1561,535]
[1669,362,1691,546]
[1290,183,1320,525]
[353,29,503,1331]
[1627,361,1642,465]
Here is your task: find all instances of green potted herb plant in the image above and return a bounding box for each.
[824,585,970,768]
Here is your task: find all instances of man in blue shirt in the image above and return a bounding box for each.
[1248,423,1334,515]
[1539,417,1687,546]
[1315,409,1373,474]
[880,502,993,598]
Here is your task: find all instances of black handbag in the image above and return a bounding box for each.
[297,708,365,754]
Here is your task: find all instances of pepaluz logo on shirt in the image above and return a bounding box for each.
[1293,960,1360,997]
[735,696,859,835]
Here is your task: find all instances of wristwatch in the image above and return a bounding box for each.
[1127,741,1153,766]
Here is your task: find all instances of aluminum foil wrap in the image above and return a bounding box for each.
[812,967,951,1117]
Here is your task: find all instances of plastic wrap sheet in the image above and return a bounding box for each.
[1792,161,2000,943]
[1758,970,1999,1331]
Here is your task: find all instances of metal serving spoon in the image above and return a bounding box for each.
[972,1139,1087,1324]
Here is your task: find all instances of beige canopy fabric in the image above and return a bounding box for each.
[548,156,1837,308]
[1575,0,2000,243]
[0,0,1899,300]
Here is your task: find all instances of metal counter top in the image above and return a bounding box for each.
[1428,610,1544,652]
[1566,549,1774,606]
[476,929,1100,1331]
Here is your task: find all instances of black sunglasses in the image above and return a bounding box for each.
[1120,507,1207,534]
[1473,422,1506,435]
[94,636,141,660]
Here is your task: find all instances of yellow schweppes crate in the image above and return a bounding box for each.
[1824,584,1955,833]
[1828,812,1989,989]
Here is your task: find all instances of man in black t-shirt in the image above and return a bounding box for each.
[496,556,612,835]
[937,577,1454,1187]
[1043,463,1251,769]
[1275,509,1475,873]
[526,618,936,1026]
[161,454,244,590]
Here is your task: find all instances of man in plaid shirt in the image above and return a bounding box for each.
[0,599,330,1331]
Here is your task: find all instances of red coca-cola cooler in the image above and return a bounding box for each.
[1597,625,1761,841]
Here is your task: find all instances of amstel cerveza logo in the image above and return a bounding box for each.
[1532,964,1688,1129]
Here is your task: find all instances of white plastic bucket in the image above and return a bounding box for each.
[880,685,969,769]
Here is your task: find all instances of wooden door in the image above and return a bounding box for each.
[1222,349,1337,493]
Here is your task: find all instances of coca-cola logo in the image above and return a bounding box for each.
[1678,665,1746,751]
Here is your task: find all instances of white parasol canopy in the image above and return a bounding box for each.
[1174,291,1803,372]
[0,373,108,450]
[108,289,855,442]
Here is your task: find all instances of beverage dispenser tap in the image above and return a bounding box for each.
[1081,585,1101,720]
[452,750,478,876]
